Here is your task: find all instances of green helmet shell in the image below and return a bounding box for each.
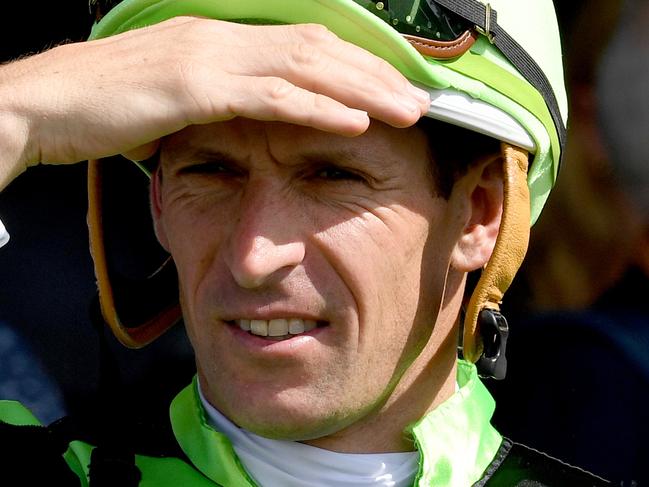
[90,0,567,224]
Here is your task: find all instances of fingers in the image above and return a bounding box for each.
[244,42,428,128]
[226,23,431,127]
[221,76,371,136]
[170,20,429,130]
[110,18,428,131]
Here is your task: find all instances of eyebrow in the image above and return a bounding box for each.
[299,147,396,173]
[163,148,242,169]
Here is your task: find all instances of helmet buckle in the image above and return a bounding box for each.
[476,308,509,380]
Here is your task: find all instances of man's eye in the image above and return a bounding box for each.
[315,166,365,183]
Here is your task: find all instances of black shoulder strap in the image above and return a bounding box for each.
[474,438,613,487]
[0,418,81,486]
[0,412,190,486]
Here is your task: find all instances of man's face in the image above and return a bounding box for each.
[153,119,464,443]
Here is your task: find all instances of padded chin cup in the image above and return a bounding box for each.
[463,143,530,363]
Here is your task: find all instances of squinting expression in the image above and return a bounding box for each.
[153,119,463,445]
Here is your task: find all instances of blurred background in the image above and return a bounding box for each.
[490,0,649,484]
[0,1,647,484]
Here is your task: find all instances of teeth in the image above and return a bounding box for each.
[235,318,319,337]
[268,319,288,337]
[250,319,268,337]
[288,318,304,334]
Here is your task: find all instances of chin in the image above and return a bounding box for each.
[223,393,358,442]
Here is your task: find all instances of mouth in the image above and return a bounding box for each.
[226,318,327,341]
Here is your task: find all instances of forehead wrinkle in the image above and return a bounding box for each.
[164,123,283,170]
[266,121,405,172]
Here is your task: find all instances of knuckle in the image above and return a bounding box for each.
[174,17,226,45]
[265,77,295,101]
[225,94,246,117]
[290,42,322,67]
[184,17,217,39]
[311,92,332,111]
[293,23,336,44]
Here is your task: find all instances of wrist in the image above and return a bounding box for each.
[0,58,40,190]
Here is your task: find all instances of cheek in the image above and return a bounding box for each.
[160,193,230,299]
[313,204,442,332]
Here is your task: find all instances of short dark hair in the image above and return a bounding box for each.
[417,117,501,199]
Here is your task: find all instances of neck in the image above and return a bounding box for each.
[304,324,459,453]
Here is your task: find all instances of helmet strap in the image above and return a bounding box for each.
[88,158,182,349]
[461,143,530,378]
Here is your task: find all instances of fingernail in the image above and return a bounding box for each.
[350,108,369,122]
[407,84,430,105]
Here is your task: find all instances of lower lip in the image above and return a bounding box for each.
[226,322,328,355]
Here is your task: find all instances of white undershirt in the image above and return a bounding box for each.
[198,386,419,487]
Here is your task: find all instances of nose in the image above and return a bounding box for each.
[225,182,306,289]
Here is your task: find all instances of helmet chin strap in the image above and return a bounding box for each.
[88,158,182,349]
[462,143,530,379]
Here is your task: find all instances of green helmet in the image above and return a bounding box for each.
[87,0,567,373]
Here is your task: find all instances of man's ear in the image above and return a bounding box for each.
[450,155,504,272]
[150,167,171,251]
